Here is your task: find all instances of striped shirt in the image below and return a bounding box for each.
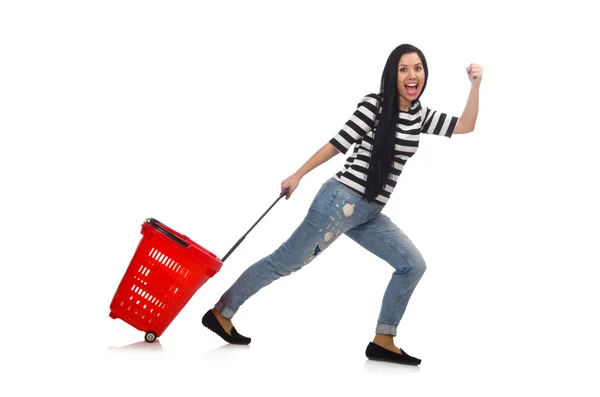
[329,93,458,205]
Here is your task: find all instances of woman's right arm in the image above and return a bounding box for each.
[280,142,340,199]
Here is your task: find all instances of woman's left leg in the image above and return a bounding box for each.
[344,213,427,338]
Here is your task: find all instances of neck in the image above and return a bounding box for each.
[399,97,411,112]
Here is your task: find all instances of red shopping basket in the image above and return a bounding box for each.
[110,188,289,343]
[109,218,222,343]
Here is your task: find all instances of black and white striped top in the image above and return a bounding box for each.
[329,93,458,205]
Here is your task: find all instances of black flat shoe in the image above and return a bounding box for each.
[365,342,421,366]
[202,309,251,345]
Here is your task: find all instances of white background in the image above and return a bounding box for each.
[1,0,599,395]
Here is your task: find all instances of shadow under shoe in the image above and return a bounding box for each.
[365,342,421,366]
[202,309,251,345]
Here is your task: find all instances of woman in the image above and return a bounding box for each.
[202,43,483,365]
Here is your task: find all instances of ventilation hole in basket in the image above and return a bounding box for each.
[145,268,150,277]
[174,287,179,294]
[141,315,145,320]
[150,309,153,313]
[136,300,140,305]
[148,320,152,324]
[138,265,144,273]
[127,306,131,311]
[134,311,138,315]
[143,304,147,309]
[129,296,133,300]
[157,313,160,317]
[120,302,124,307]
[163,256,169,264]
[131,285,136,291]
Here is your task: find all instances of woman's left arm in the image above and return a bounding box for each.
[454,63,483,134]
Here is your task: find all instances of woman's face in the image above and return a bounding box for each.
[397,52,425,110]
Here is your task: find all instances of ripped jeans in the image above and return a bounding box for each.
[214,178,427,336]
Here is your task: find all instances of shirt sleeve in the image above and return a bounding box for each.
[329,94,379,154]
[420,105,458,138]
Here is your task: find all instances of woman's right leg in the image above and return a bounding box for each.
[214,179,338,319]
[213,178,379,320]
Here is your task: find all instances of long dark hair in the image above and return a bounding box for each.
[364,44,429,201]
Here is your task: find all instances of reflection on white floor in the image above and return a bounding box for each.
[107,335,418,376]
[363,359,420,375]
[107,340,165,354]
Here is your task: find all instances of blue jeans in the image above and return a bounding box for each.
[214,178,427,336]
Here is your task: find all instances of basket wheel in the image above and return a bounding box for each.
[145,331,157,343]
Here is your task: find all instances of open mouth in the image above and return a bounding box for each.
[405,83,418,96]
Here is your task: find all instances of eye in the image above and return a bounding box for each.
[399,67,407,72]
[415,66,422,72]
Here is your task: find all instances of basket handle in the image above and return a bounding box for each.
[146,218,189,248]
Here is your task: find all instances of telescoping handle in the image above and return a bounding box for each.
[221,188,290,263]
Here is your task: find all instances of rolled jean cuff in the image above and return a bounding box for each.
[376,323,397,336]
[214,301,236,319]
